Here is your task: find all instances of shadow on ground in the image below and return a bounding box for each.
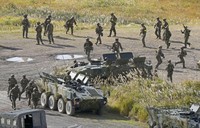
[0,45,22,51]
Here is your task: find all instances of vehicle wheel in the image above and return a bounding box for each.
[66,101,75,116]
[48,95,57,110]
[57,98,65,113]
[95,106,103,115]
[41,92,48,108]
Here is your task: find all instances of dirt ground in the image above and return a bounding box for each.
[0,25,200,127]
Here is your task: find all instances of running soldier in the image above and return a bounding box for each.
[140,23,147,47]
[166,60,174,82]
[21,14,30,38]
[20,75,29,96]
[9,85,20,110]
[43,15,51,36]
[25,80,36,106]
[31,88,40,109]
[181,25,191,48]
[154,17,162,39]
[175,47,187,68]
[46,20,54,44]
[95,23,103,45]
[35,22,44,45]
[84,38,93,60]
[162,19,171,48]
[64,16,77,35]
[111,38,123,58]
[155,46,165,69]
[108,13,117,37]
[8,74,17,96]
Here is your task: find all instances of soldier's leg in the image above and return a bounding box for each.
[182,58,186,68]
[48,34,51,44]
[39,34,44,44]
[25,27,28,38]
[51,34,54,44]
[8,85,11,96]
[99,35,102,44]
[155,29,158,38]
[71,26,74,35]
[23,27,25,38]
[36,35,40,45]
[142,34,146,47]
[66,26,69,34]
[44,25,47,36]
[158,28,161,39]
[113,26,116,36]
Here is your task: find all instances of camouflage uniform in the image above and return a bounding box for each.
[95,23,103,45]
[65,16,77,35]
[31,88,39,109]
[111,38,123,58]
[20,75,29,96]
[35,22,44,45]
[140,23,147,47]
[43,15,51,36]
[25,80,36,106]
[155,46,165,69]
[162,19,171,48]
[8,74,17,96]
[9,85,20,110]
[175,47,187,68]
[21,14,30,38]
[154,17,162,39]
[181,25,191,48]
[46,21,54,44]
[84,38,93,60]
[108,13,117,37]
[166,60,174,82]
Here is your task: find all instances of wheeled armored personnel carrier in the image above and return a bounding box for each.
[37,72,107,116]
[147,104,200,128]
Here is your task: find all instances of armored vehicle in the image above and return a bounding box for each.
[37,72,107,116]
[0,109,47,128]
[69,52,150,80]
[147,104,200,128]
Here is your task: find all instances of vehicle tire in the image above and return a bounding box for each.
[41,92,48,108]
[95,106,103,115]
[66,101,75,116]
[57,98,65,113]
[48,95,57,110]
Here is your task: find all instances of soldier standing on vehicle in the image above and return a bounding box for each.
[43,15,51,36]
[84,38,93,60]
[155,46,165,69]
[175,47,187,68]
[46,20,54,44]
[140,23,147,47]
[9,85,20,110]
[8,74,17,96]
[64,16,77,35]
[35,22,44,45]
[25,80,36,106]
[181,25,191,48]
[111,38,123,58]
[154,17,162,39]
[166,60,174,82]
[108,13,117,37]
[95,23,103,45]
[21,14,30,38]
[20,75,29,96]
[31,88,39,109]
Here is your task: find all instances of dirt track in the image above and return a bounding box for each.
[0,25,200,127]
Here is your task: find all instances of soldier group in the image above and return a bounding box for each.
[8,74,39,110]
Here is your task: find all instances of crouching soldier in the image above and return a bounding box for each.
[9,85,20,110]
[31,88,40,109]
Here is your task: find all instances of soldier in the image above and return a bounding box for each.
[65,16,77,35]
[31,88,39,109]
[181,25,191,48]
[25,80,36,106]
[108,13,117,37]
[140,23,147,47]
[8,74,17,96]
[43,15,51,36]
[162,19,171,48]
[166,60,174,82]
[154,17,162,39]
[162,19,169,40]
[111,38,123,58]
[155,46,165,69]
[84,38,93,60]
[46,20,54,44]
[20,75,29,96]
[95,23,103,45]
[21,14,30,38]
[9,85,20,110]
[35,22,44,45]
[175,47,187,68]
